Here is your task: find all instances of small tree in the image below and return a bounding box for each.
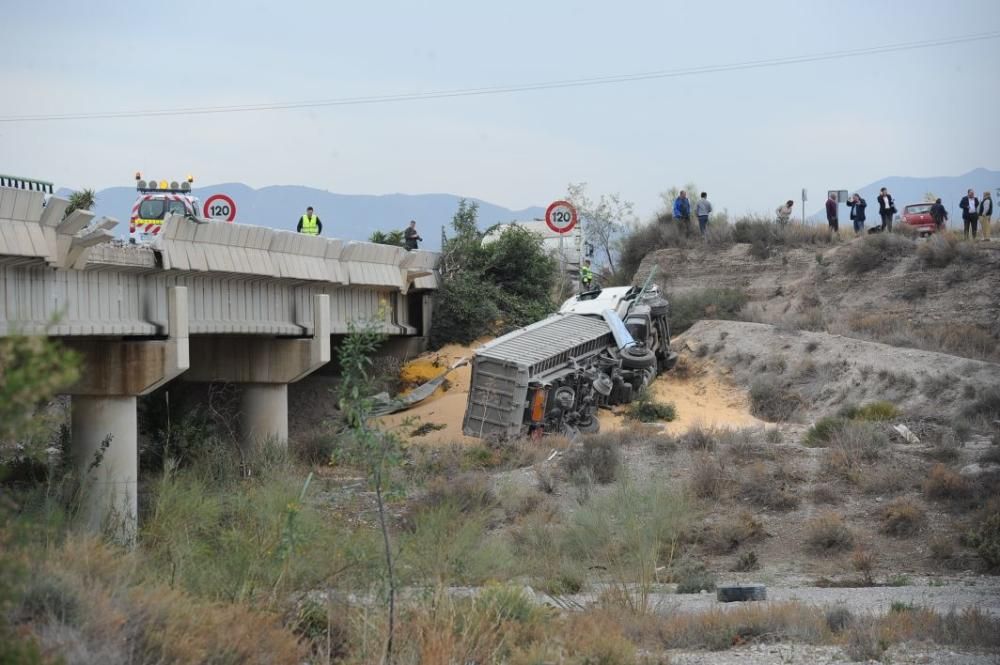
[0,335,79,450]
[335,322,402,664]
[369,230,405,247]
[64,189,96,217]
[923,191,938,203]
[566,183,635,275]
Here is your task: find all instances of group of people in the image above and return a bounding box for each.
[824,187,898,235]
[959,189,994,240]
[671,190,714,236]
[295,206,424,249]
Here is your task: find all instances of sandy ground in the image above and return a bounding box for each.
[379,337,761,445]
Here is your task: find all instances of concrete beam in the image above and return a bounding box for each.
[64,286,190,396]
[185,294,330,384]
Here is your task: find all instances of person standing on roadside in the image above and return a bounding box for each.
[296,206,322,235]
[930,198,948,232]
[775,200,794,225]
[847,193,867,235]
[673,190,691,234]
[580,259,594,290]
[825,193,839,233]
[877,187,896,232]
[978,191,993,241]
[403,220,422,250]
[959,189,980,239]
[695,192,713,237]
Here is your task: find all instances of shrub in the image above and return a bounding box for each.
[929,534,955,561]
[689,453,725,499]
[673,559,717,593]
[749,377,799,422]
[560,435,621,484]
[617,219,697,280]
[737,462,800,511]
[682,425,717,451]
[804,512,854,553]
[825,607,854,633]
[733,550,761,572]
[923,463,972,501]
[624,390,676,423]
[880,497,926,536]
[918,233,980,268]
[810,484,842,505]
[805,417,846,446]
[851,547,877,585]
[843,617,886,662]
[708,510,765,553]
[964,386,1000,421]
[843,233,915,274]
[821,422,889,483]
[965,506,1000,571]
[417,472,496,515]
[668,287,748,334]
[843,401,900,422]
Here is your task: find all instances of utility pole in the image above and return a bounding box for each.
[801,188,808,225]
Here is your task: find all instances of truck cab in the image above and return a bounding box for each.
[129,174,199,244]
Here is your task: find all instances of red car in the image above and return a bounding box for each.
[900,203,937,235]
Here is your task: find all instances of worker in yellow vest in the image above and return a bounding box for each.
[296,206,323,235]
[580,259,595,290]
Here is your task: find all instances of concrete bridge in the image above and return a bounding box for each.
[0,179,439,540]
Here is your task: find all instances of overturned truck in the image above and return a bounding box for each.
[462,281,677,440]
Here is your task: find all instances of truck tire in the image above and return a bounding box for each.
[621,346,656,370]
[716,584,767,602]
[578,416,600,434]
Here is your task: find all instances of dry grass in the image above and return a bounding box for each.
[810,484,843,505]
[838,313,999,362]
[804,511,854,553]
[560,435,621,484]
[736,462,801,511]
[842,233,915,273]
[922,463,972,502]
[880,497,926,536]
[706,509,765,553]
[689,453,726,499]
[748,377,800,422]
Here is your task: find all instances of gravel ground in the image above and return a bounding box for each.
[664,642,1000,664]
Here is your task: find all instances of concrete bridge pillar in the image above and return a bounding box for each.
[70,396,138,542]
[241,384,289,447]
[64,286,189,544]
[185,294,330,452]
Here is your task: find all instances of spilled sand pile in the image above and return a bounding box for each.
[381,339,761,444]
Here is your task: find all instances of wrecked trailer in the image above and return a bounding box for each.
[462,277,676,441]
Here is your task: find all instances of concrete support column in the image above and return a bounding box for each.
[241,383,289,449]
[71,395,138,544]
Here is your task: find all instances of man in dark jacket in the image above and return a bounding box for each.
[847,193,867,235]
[959,189,980,239]
[403,220,422,250]
[825,193,839,232]
[877,188,896,232]
[929,198,948,231]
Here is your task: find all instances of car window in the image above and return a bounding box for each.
[906,204,932,214]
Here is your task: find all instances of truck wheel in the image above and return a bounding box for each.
[621,346,656,370]
[578,417,600,434]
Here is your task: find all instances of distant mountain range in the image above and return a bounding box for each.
[63,183,546,250]
[809,168,999,223]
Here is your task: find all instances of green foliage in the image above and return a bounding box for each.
[805,417,846,446]
[624,389,676,423]
[560,435,621,484]
[966,506,1000,571]
[0,334,79,456]
[430,200,557,347]
[840,401,900,422]
[668,287,747,335]
[369,229,405,246]
[64,188,96,217]
[673,559,717,594]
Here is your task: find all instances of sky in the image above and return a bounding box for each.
[2,0,999,221]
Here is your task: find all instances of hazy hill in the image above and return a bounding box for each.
[68,183,546,249]
[808,167,999,224]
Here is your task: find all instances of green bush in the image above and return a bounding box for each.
[749,377,799,422]
[805,417,846,446]
[430,201,557,347]
[669,287,748,335]
[966,507,1000,571]
[560,436,621,484]
[673,559,717,593]
[840,401,900,422]
[624,389,676,423]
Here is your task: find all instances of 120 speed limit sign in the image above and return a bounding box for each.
[203,193,237,222]
[545,200,578,234]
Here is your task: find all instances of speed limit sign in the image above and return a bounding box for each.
[545,200,578,234]
[203,193,237,222]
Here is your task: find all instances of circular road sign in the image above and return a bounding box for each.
[545,200,578,234]
[203,193,237,222]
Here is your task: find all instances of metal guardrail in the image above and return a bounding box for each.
[0,174,54,193]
